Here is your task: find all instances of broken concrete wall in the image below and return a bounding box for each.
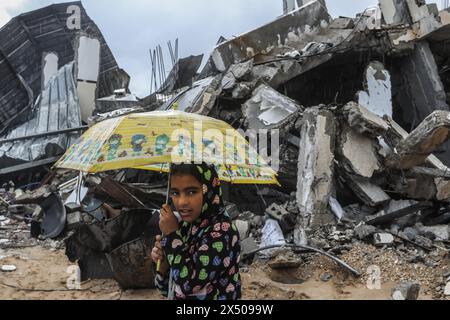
[248,23,379,93]
[339,103,450,203]
[282,50,372,108]
[296,107,335,228]
[210,0,330,73]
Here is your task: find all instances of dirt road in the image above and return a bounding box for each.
[0,245,442,300]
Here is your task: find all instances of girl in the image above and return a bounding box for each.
[151,163,241,300]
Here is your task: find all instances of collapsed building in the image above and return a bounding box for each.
[1,0,450,297]
[0,1,134,180]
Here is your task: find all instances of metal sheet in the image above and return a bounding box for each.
[0,63,83,169]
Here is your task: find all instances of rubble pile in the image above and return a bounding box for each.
[1,0,450,299]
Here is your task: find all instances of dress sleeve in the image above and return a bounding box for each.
[154,271,169,297]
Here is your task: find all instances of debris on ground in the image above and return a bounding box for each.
[1,0,450,300]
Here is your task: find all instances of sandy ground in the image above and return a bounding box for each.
[0,245,442,300]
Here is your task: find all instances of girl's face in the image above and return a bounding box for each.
[170,174,203,223]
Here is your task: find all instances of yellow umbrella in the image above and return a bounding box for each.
[137,163,278,185]
[54,110,279,185]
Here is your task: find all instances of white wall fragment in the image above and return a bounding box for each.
[42,52,59,89]
[77,36,100,82]
[358,61,393,118]
[75,35,100,123]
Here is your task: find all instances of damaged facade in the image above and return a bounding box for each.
[0,1,130,133]
[2,0,450,299]
[0,2,133,179]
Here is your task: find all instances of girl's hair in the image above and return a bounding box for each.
[171,163,202,184]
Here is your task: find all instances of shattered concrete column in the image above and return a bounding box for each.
[393,41,450,165]
[296,107,335,228]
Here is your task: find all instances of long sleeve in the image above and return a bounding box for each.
[154,271,169,297]
[161,221,239,299]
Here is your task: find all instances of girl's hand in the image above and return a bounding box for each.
[151,235,169,274]
[159,204,179,235]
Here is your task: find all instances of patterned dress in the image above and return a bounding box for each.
[155,164,241,300]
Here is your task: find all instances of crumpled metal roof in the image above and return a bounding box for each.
[0,1,130,134]
[0,62,83,168]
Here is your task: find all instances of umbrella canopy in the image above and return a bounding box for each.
[137,163,278,185]
[54,111,279,185]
